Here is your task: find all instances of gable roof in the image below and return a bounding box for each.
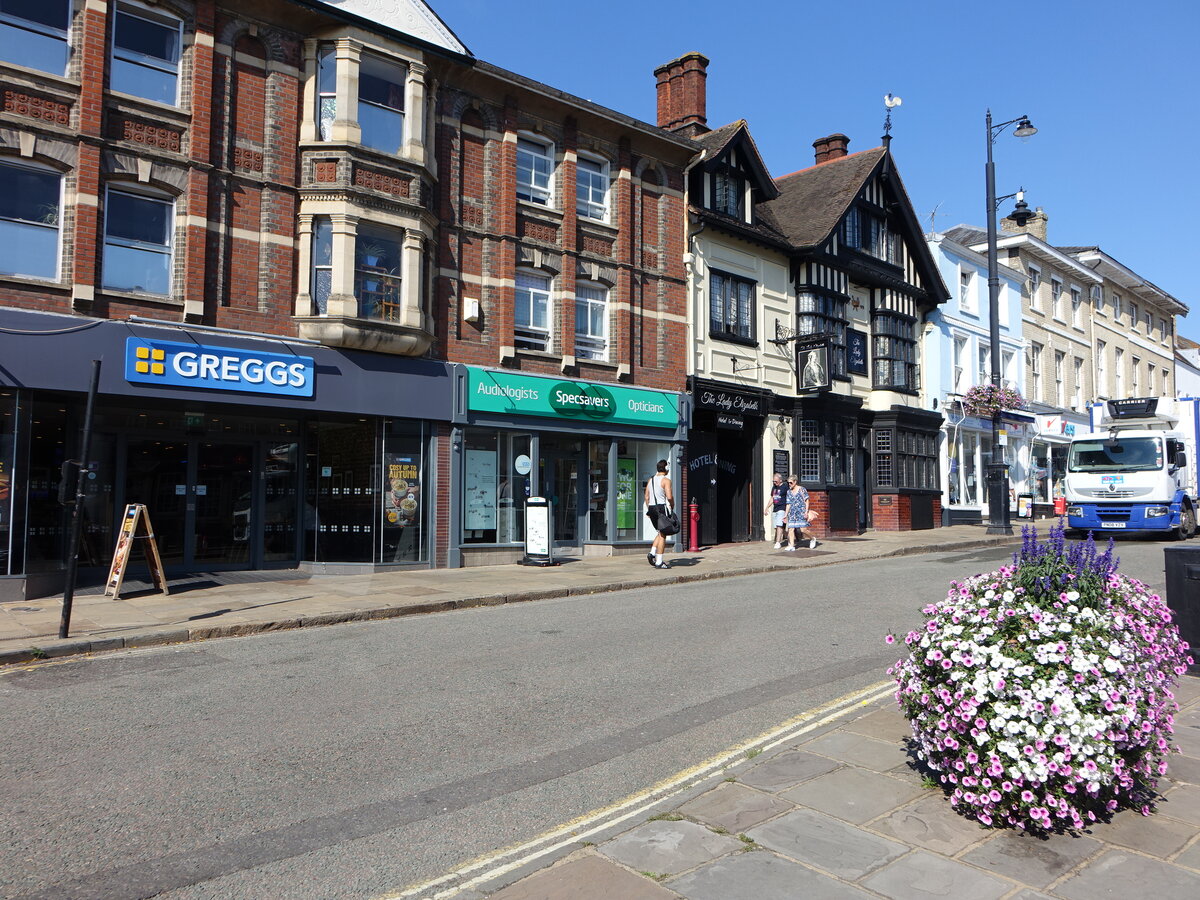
[692,120,779,200]
[769,148,887,249]
[297,0,471,56]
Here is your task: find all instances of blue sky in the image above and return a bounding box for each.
[430,0,1198,343]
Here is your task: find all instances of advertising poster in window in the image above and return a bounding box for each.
[616,458,636,529]
[465,449,497,530]
[384,455,420,528]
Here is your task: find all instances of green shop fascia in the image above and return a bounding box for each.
[448,366,689,564]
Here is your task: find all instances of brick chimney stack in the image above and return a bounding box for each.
[1002,205,1049,242]
[654,52,709,138]
[812,134,851,165]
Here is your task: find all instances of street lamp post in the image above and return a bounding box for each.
[984,109,1036,536]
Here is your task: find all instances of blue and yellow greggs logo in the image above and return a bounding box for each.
[125,337,314,398]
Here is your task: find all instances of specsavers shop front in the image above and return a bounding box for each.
[448,366,688,566]
[0,308,452,600]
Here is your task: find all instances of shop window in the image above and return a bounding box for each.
[875,428,893,488]
[797,291,847,377]
[516,136,553,205]
[576,156,609,221]
[355,226,403,321]
[462,429,531,545]
[0,159,61,281]
[798,419,821,483]
[0,390,13,575]
[574,282,608,360]
[825,422,855,487]
[111,2,182,106]
[311,216,332,314]
[515,271,551,351]
[305,420,377,564]
[103,186,173,295]
[0,0,70,74]
[588,440,609,540]
[359,53,406,154]
[615,439,672,542]
[381,420,427,564]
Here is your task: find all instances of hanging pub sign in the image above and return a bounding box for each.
[847,329,868,376]
[795,335,832,393]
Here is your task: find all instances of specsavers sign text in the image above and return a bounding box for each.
[467,369,678,429]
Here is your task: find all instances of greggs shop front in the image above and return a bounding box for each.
[0,308,452,600]
[448,366,688,567]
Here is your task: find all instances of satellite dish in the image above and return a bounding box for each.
[884,93,903,109]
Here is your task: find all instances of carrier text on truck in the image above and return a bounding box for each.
[1064,397,1198,539]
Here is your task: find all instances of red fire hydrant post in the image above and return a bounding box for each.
[688,498,700,552]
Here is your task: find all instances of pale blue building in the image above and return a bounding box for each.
[924,230,1032,525]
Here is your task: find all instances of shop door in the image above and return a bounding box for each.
[540,452,581,547]
[716,431,752,543]
[124,439,255,568]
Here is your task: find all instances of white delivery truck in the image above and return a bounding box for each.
[1064,397,1198,539]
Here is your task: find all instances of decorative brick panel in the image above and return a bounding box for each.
[233,146,263,171]
[580,234,614,257]
[115,117,182,153]
[461,203,484,228]
[3,90,70,125]
[312,160,338,182]
[353,165,411,196]
[519,218,558,244]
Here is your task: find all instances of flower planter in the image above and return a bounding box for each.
[889,523,1193,832]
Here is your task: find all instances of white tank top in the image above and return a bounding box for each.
[649,474,669,505]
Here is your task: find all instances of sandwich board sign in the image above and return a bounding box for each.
[521,496,556,566]
[105,504,170,599]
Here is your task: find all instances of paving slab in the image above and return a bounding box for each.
[676,782,794,834]
[746,807,908,879]
[1159,783,1200,827]
[840,704,912,743]
[1053,849,1200,900]
[667,851,873,900]
[487,853,679,900]
[961,830,1103,889]
[780,766,925,825]
[801,730,913,773]
[599,819,742,876]
[859,849,1011,900]
[870,793,989,856]
[736,749,841,793]
[1173,837,1200,870]
[1165,751,1200,786]
[1092,807,1197,858]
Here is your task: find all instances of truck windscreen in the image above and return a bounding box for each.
[1068,437,1163,473]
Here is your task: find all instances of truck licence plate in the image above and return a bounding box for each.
[1100,522,1126,529]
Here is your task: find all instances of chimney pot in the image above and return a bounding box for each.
[814,133,850,164]
[653,52,709,136]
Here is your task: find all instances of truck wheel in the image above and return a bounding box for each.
[1176,504,1197,541]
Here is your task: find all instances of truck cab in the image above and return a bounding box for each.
[1064,397,1198,539]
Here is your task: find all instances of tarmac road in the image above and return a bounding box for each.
[0,540,1174,899]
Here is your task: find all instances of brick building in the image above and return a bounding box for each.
[0,0,692,597]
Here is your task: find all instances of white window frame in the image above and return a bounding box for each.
[316,44,336,141]
[1162,368,1170,397]
[1001,348,1016,391]
[311,216,332,315]
[1050,277,1063,320]
[1113,292,1122,321]
[952,333,967,394]
[1070,284,1082,326]
[0,0,70,75]
[0,158,63,281]
[976,342,990,387]
[1115,347,1124,397]
[111,1,183,107]
[516,135,554,206]
[958,267,975,313]
[1147,364,1155,397]
[1159,318,1168,342]
[1072,357,1084,410]
[102,184,175,295]
[574,281,609,361]
[514,270,552,350]
[575,154,609,221]
[1028,265,1041,308]
[1054,349,1065,406]
[1090,285,1102,314]
[1129,301,1138,327]
[1096,341,1107,398]
[1030,342,1042,401]
[1144,310,1153,334]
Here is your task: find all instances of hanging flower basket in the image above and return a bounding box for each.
[962,384,1025,418]
[887,523,1193,833]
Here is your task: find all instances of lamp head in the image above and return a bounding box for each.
[1008,189,1034,227]
[1013,117,1037,140]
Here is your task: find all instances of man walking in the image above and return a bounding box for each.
[764,471,787,549]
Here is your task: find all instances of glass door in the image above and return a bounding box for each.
[124,439,189,566]
[539,440,582,547]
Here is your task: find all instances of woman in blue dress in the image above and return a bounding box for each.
[784,475,819,550]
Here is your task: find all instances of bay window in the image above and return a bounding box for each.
[358,54,406,154]
[797,290,847,377]
[354,227,403,321]
[872,313,917,390]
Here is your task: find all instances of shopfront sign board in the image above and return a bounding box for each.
[522,496,556,566]
[105,504,169,600]
[467,368,679,429]
[125,337,315,397]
